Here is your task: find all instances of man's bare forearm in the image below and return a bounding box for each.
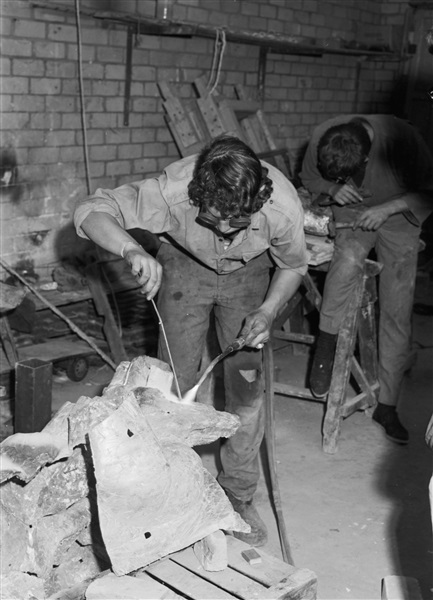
[80,212,145,258]
[260,268,304,322]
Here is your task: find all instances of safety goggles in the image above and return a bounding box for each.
[196,207,251,230]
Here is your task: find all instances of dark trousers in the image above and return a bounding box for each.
[156,242,272,500]
[320,222,420,407]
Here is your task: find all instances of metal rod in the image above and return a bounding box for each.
[150,299,182,401]
[264,341,295,564]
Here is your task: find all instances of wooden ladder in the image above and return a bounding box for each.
[265,259,381,454]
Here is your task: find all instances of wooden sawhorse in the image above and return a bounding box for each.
[264,259,382,454]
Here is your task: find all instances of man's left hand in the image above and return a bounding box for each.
[240,308,273,349]
[352,205,393,231]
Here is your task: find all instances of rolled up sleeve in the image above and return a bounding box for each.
[74,178,169,239]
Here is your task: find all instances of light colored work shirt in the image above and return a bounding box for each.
[74,154,308,276]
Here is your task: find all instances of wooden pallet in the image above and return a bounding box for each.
[85,536,317,600]
[158,78,293,179]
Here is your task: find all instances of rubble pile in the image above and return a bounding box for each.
[0,356,248,599]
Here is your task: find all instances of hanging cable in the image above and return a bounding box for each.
[207,29,226,96]
[75,0,92,195]
[74,0,123,340]
[207,29,220,91]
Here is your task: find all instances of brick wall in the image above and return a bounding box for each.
[0,0,410,280]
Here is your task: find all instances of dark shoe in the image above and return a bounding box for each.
[225,491,268,547]
[413,303,433,316]
[372,403,409,445]
[309,330,337,398]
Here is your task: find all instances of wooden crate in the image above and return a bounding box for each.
[134,536,317,600]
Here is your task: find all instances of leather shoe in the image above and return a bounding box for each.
[372,403,409,444]
[225,491,268,547]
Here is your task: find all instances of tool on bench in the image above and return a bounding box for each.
[327,220,356,238]
[182,336,246,403]
[303,209,355,238]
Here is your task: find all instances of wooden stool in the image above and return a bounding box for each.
[265,258,382,454]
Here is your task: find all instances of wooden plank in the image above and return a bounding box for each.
[193,75,210,98]
[163,97,201,148]
[226,537,300,586]
[322,276,365,454]
[158,81,174,100]
[273,331,316,345]
[184,98,209,143]
[248,113,270,149]
[158,81,204,150]
[240,117,262,153]
[165,116,204,157]
[196,94,227,137]
[265,569,318,600]
[0,317,19,366]
[224,98,261,119]
[18,337,95,362]
[145,556,238,599]
[340,388,378,418]
[88,571,184,600]
[274,382,318,401]
[217,99,247,141]
[255,110,292,177]
[168,546,270,599]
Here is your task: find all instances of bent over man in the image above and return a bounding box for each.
[300,115,433,445]
[74,135,307,546]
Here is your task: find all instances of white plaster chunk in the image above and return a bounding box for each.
[0,431,71,484]
[0,504,28,574]
[89,395,248,576]
[0,354,247,596]
[134,387,241,447]
[0,571,45,600]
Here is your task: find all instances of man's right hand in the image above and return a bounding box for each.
[331,183,364,205]
[124,247,163,300]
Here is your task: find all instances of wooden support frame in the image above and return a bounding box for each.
[266,261,381,454]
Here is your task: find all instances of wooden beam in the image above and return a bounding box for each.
[31,1,399,60]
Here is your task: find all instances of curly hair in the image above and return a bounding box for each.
[317,120,371,182]
[188,135,273,218]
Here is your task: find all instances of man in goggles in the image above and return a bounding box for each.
[74,135,307,547]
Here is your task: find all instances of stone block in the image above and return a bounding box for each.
[193,530,228,571]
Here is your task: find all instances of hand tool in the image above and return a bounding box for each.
[327,221,356,238]
[182,336,246,404]
[263,342,294,565]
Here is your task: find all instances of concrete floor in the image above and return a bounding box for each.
[47,299,433,600]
